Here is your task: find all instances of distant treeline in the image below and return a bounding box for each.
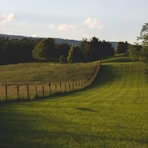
[0,36,114,65]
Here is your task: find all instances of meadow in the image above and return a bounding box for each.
[0,57,148,147]
[0,62,99,101]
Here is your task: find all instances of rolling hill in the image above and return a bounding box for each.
[0,57,148,147]
[0,33,117,48]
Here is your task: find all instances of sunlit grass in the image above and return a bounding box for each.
[0,59,148,147]
[0,62,98,84]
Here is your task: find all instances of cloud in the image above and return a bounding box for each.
[48,18,104,40]
[0,13,16,30]
[0,13,16,23]
[31,34,38,37]
[49,24,75,32]
[84,18,103,30]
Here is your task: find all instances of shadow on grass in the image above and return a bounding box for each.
[75,107,96,112]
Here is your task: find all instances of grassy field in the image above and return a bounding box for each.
[0,62,99,101]
[0,58,148,147]
[0,62,98,84]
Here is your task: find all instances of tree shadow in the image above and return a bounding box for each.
[75,107,96,112]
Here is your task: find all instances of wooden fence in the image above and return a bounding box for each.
[0,61,100,102]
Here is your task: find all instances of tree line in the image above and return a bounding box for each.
[112,23,148,62]
[128,23,148,62]
[0,36,114,65]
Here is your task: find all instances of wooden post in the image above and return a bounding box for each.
[64,83,66,92]
[55,84,57,93]
[72,82,74,91]
[60,81,62,89]
[17,85,20,99]
[76,82,77,90]
[48,82,51,95]
[35,86,38,98]
[5,85,7,101]
[42,85,44,97]
[69,83,70,92]
[26,85,29,99]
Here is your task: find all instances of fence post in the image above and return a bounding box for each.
[64,83,66,92]
[72,82,74,91]
[26,85,29,99]
[69,83,70,92]
[16,85,20,99]
[59,81,62,90]
[48,82,51,95]
[35,86,38,98]
[55,84,57,94]
[42,85,44,97]
[5,85,8,101]
[75,82,77,90]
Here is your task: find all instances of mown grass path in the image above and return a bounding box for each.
[0,61,148,148]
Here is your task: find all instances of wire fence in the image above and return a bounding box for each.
[0,61,101,102]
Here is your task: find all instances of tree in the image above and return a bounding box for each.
[67,46,84,63]
[80,38,90,62]
[115,41,129,54]
[137,23,148,61]
[32,38,56,62]
[128,44,142,61]
[89,37,101,61]
[56,43,70,60]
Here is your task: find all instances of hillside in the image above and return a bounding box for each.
[0,57,148,147]
[0,33,117,48]
[0,62,98,84]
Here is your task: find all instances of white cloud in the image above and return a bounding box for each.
[31,34,38,37]
[0,13,16,30]
[49,24,75,32]
[48,19,104,40]
[0,13,16,23]
[84,18,103,30]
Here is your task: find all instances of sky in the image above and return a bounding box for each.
[0,0,147,43]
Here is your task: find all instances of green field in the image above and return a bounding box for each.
[0,62,98,84]
[0,58,148,147]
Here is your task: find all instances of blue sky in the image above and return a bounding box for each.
[0,0,147,43]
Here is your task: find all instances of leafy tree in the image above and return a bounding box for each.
[89,37,101,61]
[137,23,148,61]
[56,43,70,60]
[59,55,67,63]
[128,44,142,61]
[80,38,90,62]
[67,46,84,63]
[115,41,129,54]
[100,40,114,58]
[32,38,56,62]
[0,37,37,65]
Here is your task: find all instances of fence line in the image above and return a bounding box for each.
[0,61,100,102]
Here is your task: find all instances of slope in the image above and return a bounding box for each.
[0,60,148,148]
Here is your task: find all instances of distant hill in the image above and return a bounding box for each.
[0,33,117,48]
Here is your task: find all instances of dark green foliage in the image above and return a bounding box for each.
[67,46,84,63]
[80,38,90,62]
[80,37,114,62]
[0,36,115,65]
[32,38,56,62]
[56,43,70,60]
[137,23,148,61]
[115,41,129,54]
[59,55,67,63]
[0,37,38,65]
[128,44,142,61]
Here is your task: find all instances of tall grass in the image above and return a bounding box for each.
[0,62,98,84]
[0,62,100,101]
[0,59,148,147]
